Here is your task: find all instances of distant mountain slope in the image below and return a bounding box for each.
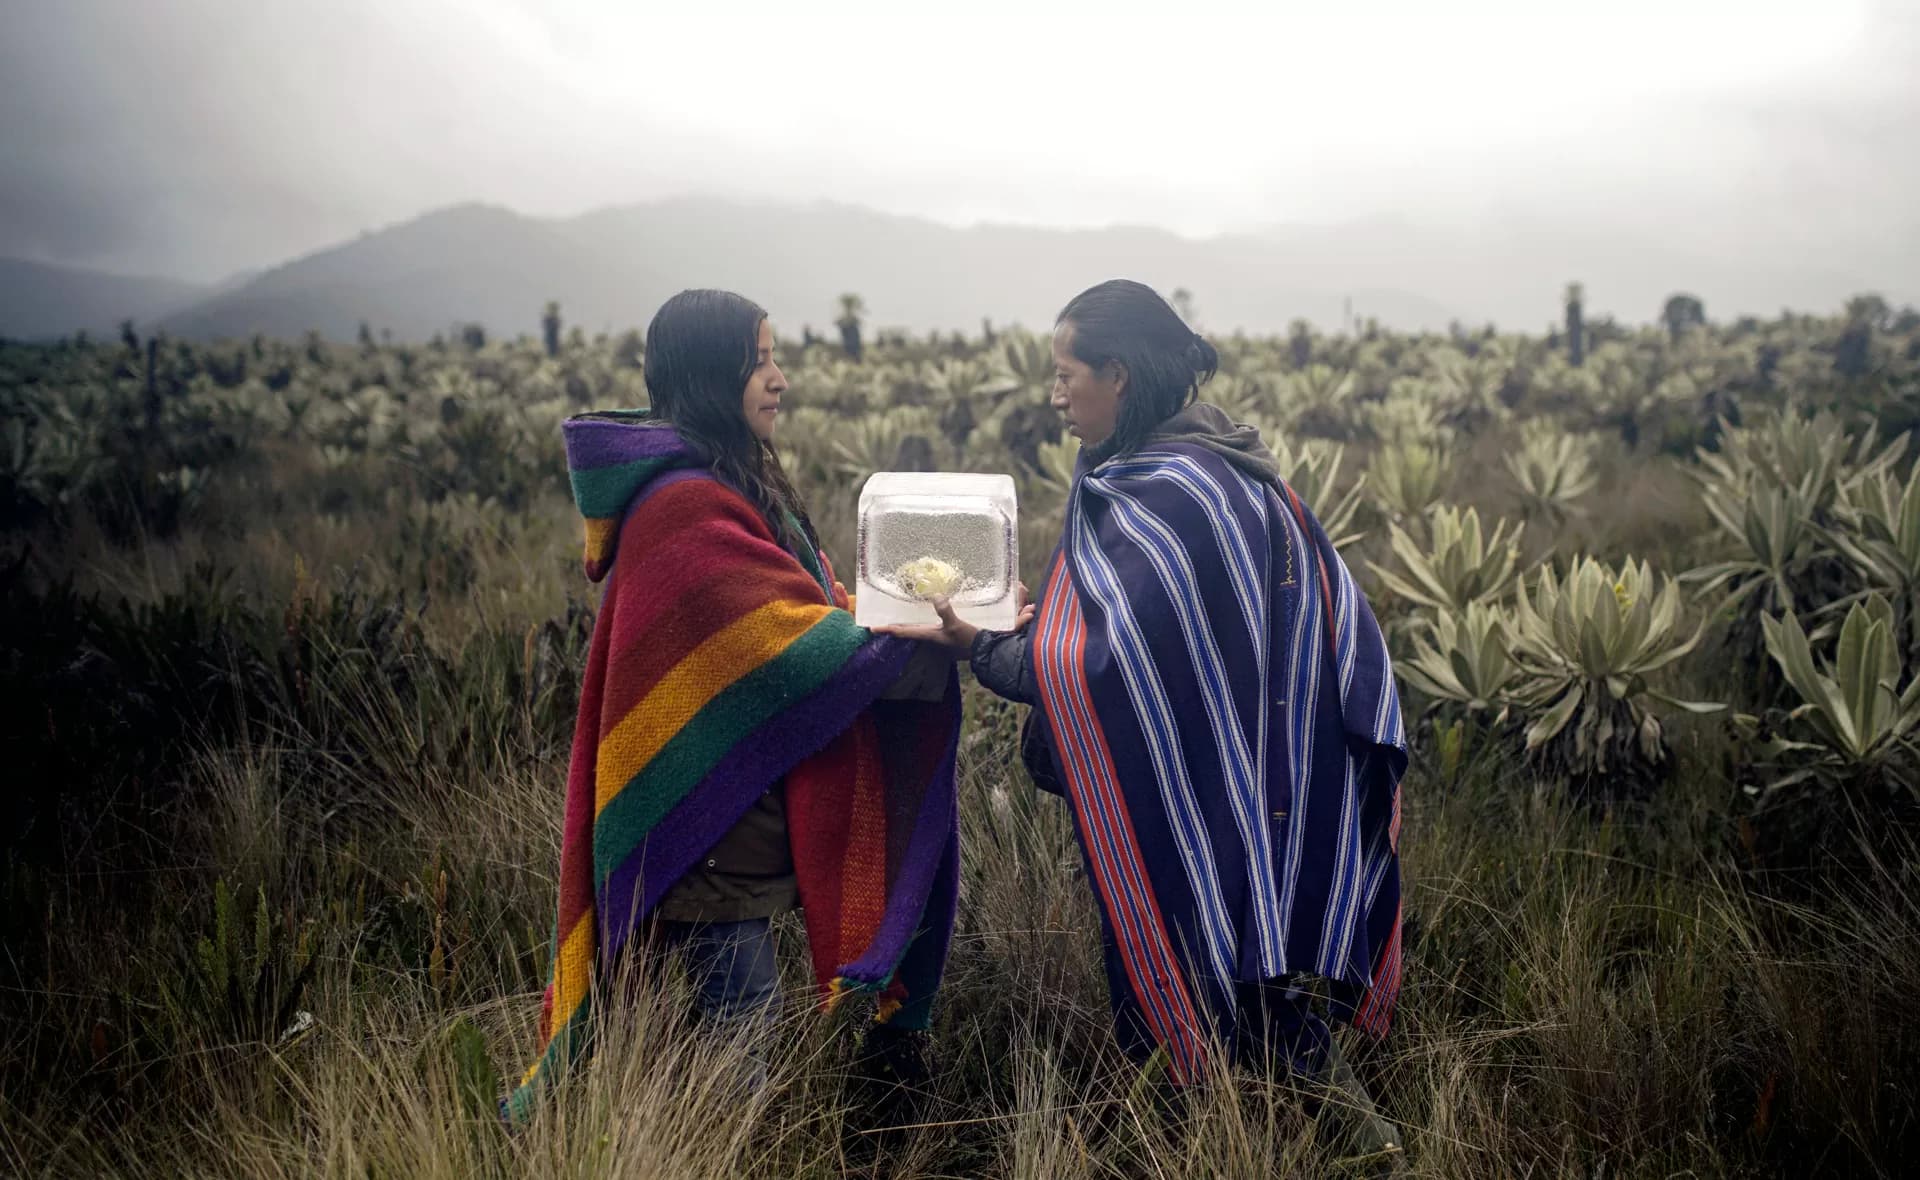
[142,198,1456,341]
[553,198,1460,335]
[1248,215,1892,331]
[9,196,1897,343]
[0,258,210,340]
[156,203,612,341]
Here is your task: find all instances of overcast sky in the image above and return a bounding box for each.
[3,0,1916,292]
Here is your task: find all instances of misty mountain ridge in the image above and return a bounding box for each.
[0,196,1904,343]
[0,258,211,340]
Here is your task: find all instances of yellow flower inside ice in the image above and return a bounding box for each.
[895,556,962,599]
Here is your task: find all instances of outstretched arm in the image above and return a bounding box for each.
[876,586,1035,703]
[968,627,1037,705]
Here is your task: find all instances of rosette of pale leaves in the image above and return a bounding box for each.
[1507,557,1720,779]
[1695,409,1903,517]
[1834,462,1920,582]
[1025,435,1081,501]
[1686,475,1866,692]
[1370,441,1450,525]
[1424,350,1514,432]
[1827,465,1920,655]
[830,407,939,480]
[1397,600,1517,714]
[1754,595,1920,797]
[1685,484,1820,618]
[1276,364,1355,415]
[1505,423,1598,522]
[923,358,1005,403]
[1206,374,1275,425]
[802,357,868,410]
[1370,505,1521,615]
[1268,435,1365,551]
[772,405,837,485]
[2,396,106,509]
[1362,379,1454,449]
[996,332,1055,393]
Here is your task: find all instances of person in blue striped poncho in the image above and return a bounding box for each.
[886,280,1406,1146]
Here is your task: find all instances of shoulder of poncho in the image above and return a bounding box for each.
[1111,439,1245,478]
[629,470,763,528]
[1092,441,1266,511]
[605,473,782,572]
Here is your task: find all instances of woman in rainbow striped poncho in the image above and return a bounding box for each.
[506,290,970,1124]
[888,281,1407,1148]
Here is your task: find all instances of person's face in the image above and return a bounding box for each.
[741,319,788,442]
[1051,323,1126,446]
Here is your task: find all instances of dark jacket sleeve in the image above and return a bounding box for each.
[970,629,1067,797]
[969,628,1036,705]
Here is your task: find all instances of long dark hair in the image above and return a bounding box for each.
[643,289,817,555]
[1057,279,1219,459]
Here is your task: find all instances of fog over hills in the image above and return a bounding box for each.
[4,195,1904,343]
[154,198,1462,342]
[5,2,1915,341]
[0,258,211,340]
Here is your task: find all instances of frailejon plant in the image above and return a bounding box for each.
[1370,504,1522,615]
[1754,596,1920,800]
[1686,481,1859,698]
[1687,485,1824,616]
[1506,422,1599,523]
[1397,599,1518,715]
[1827,462,1920,658]
[1508,556,1720,794]
[1695,408,1904,518]
[1370,440,1450,527]
[829,407,939,481]
[1362,379,1454,449]
[1396,600,1525,790]
[1204,373,1272,426]
[1276,364,1357,439]
[1425,348,1514,433]
[1268,435,1366,551]
[1029,434,1080,497]
[996,331,1055,394]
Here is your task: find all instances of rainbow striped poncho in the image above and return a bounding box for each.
[506,412,960,1122]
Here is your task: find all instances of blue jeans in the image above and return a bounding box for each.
[658,914,939,1032]
[656,916,783,1027]
[656,917,781,1094]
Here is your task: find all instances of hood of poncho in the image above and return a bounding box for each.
[1082,401,1284,488]
[1144,401,1284,488]
[563,410,705,582]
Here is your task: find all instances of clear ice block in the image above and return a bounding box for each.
[854,472,1018,630]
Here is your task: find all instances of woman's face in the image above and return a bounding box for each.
[1051,323,1126,446]
[740,319,788,442]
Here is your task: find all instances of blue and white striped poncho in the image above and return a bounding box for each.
[1027,439,1406,1082]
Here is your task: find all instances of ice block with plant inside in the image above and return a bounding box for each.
[854,472,1018,630]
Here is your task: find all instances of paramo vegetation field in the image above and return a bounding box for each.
[3,291,1919,1177]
